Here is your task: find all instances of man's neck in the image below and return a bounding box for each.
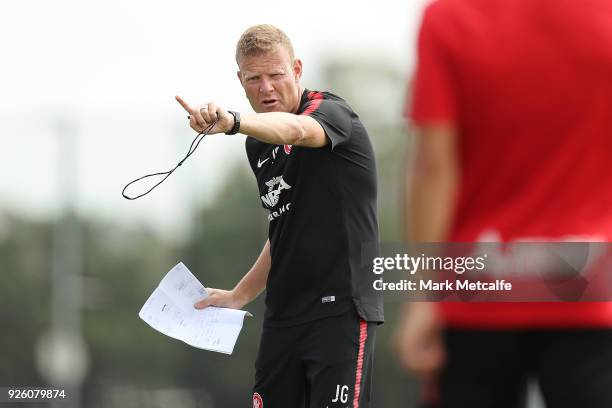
[292,86,305,113]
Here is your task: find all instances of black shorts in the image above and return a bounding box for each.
[253,308,377,408]
[423,328,612,408]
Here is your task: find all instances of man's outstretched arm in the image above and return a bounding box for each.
[175,96,327,148]
[194,239,271,310]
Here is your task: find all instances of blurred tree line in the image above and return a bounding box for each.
[0,58,421,407]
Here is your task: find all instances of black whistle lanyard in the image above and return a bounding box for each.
[122,119,218,200]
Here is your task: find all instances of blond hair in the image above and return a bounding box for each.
[235,24,295,64]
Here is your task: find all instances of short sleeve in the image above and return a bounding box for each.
[302,97,353,149]
[407,4,458,124]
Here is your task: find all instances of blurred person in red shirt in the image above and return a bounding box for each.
[394,0,612,407]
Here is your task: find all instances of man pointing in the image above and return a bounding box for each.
[178,24,383,407]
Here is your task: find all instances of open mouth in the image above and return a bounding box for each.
[262,99,278,108]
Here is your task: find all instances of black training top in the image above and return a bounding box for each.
[245,89,384,327]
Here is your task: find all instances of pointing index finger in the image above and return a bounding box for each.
[175,95,193,113]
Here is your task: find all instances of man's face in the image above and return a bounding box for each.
[238,46,302,114]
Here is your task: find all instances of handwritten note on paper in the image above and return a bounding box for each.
[138,262,252,354]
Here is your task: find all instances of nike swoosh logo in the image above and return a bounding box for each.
[257,157,270,168]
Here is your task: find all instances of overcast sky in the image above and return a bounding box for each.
[0,0,430,237]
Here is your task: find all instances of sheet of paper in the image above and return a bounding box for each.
[138,262,252,354]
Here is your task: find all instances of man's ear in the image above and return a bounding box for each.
[293,59,303,82]
[237,70,243,85]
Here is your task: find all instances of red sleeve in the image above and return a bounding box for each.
[407,3,459,124]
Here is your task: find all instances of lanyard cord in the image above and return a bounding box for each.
[122,120,218,200]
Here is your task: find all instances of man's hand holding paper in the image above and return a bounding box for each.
[138,263,252,355]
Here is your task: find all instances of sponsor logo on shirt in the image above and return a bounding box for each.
[258,147,281,169]
[268,202,291,222]
[283,144,293,154]
[261,176,291,208]
[257,157,270,168]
